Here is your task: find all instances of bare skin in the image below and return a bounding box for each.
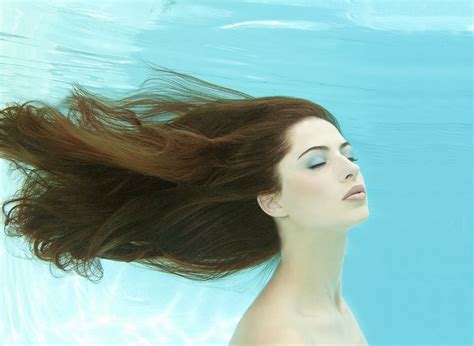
[240,272,369,344]
[229,288,368,345]
[230,117,370,345]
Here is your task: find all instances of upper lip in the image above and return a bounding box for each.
[343,184,365,200]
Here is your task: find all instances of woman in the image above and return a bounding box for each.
[0,63,369,344]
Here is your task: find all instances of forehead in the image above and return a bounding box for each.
[288,118,343,148]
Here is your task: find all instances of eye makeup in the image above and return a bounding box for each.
[308,157,359,170]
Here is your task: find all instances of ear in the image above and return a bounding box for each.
[256,192,286,218]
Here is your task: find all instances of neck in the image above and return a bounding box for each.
[268,222,349,318]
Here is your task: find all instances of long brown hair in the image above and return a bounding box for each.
[0,63,344,283]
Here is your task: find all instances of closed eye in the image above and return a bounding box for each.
[309,158,358,169]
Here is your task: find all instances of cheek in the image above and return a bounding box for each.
[282,174,332,226]
[286,173,327,204]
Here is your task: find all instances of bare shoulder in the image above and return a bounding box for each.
[229,321,307,345]
[228,306,309,345]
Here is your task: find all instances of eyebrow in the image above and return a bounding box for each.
[297,141,351,160]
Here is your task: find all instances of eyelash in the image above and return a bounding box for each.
[309,158,358,170]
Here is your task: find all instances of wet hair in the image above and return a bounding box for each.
[0,63,344,284]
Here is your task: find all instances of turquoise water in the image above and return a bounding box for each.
[0,0,472,345]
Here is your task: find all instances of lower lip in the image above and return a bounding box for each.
[344,192,366,201]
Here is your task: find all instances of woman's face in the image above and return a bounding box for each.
[273,117,369,231]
